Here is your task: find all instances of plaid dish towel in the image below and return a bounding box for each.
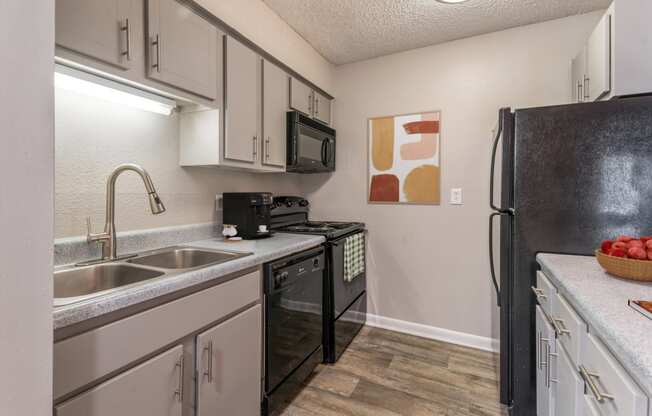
[344,232,365,282]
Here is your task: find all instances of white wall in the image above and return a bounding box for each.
[301,11,604,342]
[0,1,54,414]
[55,88,305,238]
[195,0,334,93]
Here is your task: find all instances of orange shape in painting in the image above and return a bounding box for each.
[371,117,394,171]
[402,120,440,135]
[403,165,440,204]
[369,174,399,202]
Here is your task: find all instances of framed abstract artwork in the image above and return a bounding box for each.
[368,111,441,204]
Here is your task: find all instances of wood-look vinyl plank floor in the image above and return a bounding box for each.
[276,326,508,416]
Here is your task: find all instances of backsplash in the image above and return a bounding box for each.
[55,87,304,238]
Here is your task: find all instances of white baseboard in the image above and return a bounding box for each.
[365,314,500,353]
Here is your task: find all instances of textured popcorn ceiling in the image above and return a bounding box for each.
[263,0,610,64]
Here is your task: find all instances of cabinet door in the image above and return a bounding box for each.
[196,304,262,416]
[147,0,218,99]
[224,36,259,164]
[313,91,332,125]
[290,77,313,116]
[555,340,583,416]
[571,48,587,103]
[55,345,184,416]
[56,0,139,69]
[536,306,555,416]
[263,60,289,168]
[586,13,611,101]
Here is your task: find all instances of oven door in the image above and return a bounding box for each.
[265,252,324,393]
[292,123,335,172]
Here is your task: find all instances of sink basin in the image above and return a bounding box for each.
[127,247,245,269]
[54,263,164,303]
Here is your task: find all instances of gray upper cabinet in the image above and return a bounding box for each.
[55,345,184,416]
[224,36,260,164]
[571,48,587,103]
[196,304,262,416]
[313,90,332,125]
[263,60,289,168]
[55,0,141,70]
[290,76,333,125]
[586,13,611,102]
[147,0,218,100]
[289,77,313,116]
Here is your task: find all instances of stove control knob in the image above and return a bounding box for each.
[299,199,309,207]
[285,200,294,207]
[313,258,320,268]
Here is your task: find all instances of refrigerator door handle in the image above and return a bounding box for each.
[489,212,509,307]
[490,113,513,215]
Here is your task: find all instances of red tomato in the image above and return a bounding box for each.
[617,235,634,242]
[601,240,613,252]
[612,241,628,251]
[627,240,644,249]
[628,247,647,260]
[610,248,627,257]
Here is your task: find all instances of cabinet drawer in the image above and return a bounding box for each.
[579,332,647,416]
[535,271,556,317]
[55,345,183,416]
[553,292,586,366]
[54,270,260,399]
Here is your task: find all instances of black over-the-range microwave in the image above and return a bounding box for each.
[286,111,336,173]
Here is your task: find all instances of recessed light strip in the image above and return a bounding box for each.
[54,64,178,116]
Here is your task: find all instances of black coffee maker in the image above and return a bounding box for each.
[222,193,273,239]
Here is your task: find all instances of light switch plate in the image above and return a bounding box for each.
[450,188,463,205]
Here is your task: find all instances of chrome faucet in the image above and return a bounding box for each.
[85,163,166,262]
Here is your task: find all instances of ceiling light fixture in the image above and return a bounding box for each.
[54,64,178,116]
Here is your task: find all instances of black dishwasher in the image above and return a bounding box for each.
[262,247,324,415]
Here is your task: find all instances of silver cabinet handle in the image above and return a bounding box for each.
[203,341,213,383]
[584,76,590,101]
[553,318,571,336]
[547,345,558,388]
[315,96,319,116]
[577,81,583,103]
[121,18,131,61]
[540,337,550,371]
[537,330,542,370]
[152,34,161,72]
[252,136,258,161]
[265,137,270,160]
[579,365,615,403]
[531,286,547,302]
[174,354,184,402]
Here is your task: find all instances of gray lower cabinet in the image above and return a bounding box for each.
[196,304,262,416]
[55,345,184,416]
[262,60,289,168]
[535,305,555,416]
[55,0,141,70]
[147,0,219,100]
[224,35,261,165]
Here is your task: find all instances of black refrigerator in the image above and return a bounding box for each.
[489,96,652,415]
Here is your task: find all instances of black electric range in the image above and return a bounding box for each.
[270,196,367,363]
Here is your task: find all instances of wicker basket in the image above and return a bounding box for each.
[595,250,652,282]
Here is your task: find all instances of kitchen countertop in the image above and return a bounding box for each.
[53,233,325,331]
[537,253,652,395]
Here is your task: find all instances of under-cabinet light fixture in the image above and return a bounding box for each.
[54,64,177,116]
[436,0,469,3]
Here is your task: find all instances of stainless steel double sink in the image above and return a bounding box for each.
[54,246,251,307]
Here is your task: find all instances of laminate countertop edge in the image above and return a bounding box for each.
[53,233,326,331]
[536,252,652,395]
